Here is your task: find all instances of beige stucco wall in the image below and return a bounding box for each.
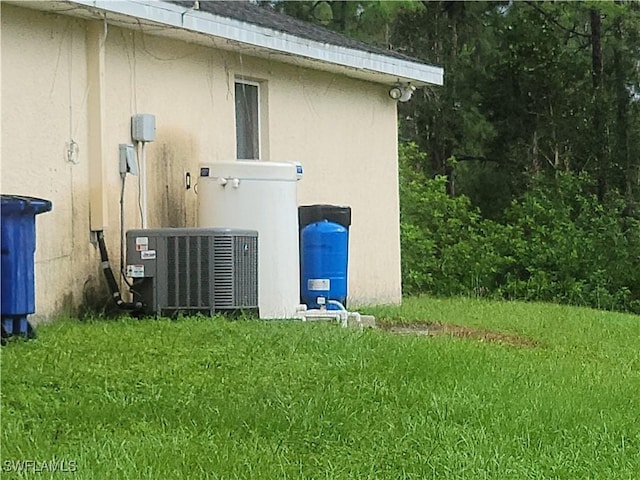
[1,5,100,317]
[1,3,401,320]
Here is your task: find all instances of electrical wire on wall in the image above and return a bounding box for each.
[139,141,148,228]
[137,141,145,227]
[117,140,146,304]
[131,114,156,229]
[120,173,133,288]
[97,142,142,312]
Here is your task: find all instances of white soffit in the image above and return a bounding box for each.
[20,0,444,87]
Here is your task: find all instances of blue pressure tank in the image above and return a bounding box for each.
[1,195,52,339]
[299,205,351,310]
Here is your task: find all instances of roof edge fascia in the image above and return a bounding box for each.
[66,0,443,86]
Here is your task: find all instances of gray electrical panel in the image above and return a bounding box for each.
[119,144,138,175]
[126,228,258,316]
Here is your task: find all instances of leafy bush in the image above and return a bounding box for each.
[497,173,640,312]
[399,142,640,313]
[399,143,506,297]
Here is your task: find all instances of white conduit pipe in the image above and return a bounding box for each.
[297,300,362,328]
[140,141,148,228]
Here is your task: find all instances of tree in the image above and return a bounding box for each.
[267,0,640,216]
[262,1,419,47]
[391,1,640,214]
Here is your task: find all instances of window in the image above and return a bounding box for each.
[235,80,260,160]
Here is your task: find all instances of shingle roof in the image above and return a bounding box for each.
[170,0,417,63]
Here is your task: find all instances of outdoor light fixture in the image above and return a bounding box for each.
[389,83,416,102]
[389,85,403,100]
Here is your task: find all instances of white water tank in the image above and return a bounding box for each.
[198,161,301,319]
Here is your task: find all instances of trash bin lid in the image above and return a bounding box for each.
[1,195,52,216]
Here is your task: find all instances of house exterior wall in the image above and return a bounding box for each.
[1,4,401,320]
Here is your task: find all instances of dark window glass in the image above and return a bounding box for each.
[235,82,259,160]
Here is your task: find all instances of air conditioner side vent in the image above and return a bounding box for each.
[214,235,234,308]
[234,235,258,308]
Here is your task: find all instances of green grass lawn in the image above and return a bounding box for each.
[2,297,640,479]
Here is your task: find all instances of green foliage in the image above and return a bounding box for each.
[497,173,640,312]
[453,160,517,220]
[399,143,505,297]
[399,142,640,313]
[392,1,640,212]
[267,0,419,47]
[394,2,501,181]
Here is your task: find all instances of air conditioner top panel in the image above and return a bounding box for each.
[126,227,258,238]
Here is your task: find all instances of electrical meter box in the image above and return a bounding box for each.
[131,114,156,142]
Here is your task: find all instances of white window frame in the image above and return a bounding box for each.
[235,79,261,161]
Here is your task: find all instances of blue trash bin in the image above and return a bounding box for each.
[1,195,52,339]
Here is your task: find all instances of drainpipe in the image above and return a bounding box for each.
[86,20,109,232]
[86,21,140,311]
[96,231,143,311]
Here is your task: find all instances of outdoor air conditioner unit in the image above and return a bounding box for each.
[125,228,258,316]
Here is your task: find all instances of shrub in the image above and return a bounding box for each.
[399,142,640,313]
[399,143,506,297]
[495,173,640,312]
